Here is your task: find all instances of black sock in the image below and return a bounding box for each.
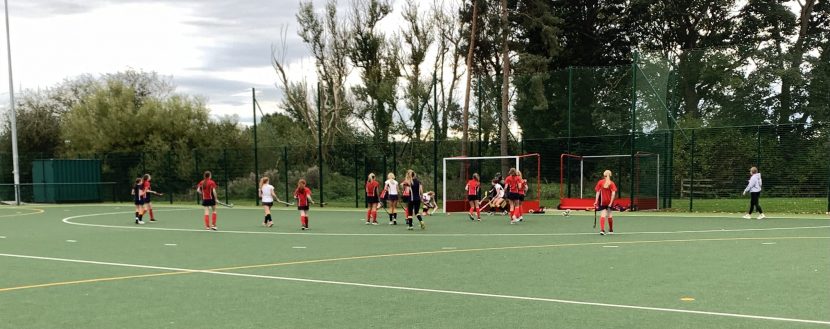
[135,212,138,219]
[417,215,422,221]
[138,214,143,221]
[389,214,393,221]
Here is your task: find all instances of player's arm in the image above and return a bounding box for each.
[594,191,600,207]
[609,191,615,206]
[212,187,218,200]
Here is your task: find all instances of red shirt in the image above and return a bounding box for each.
[295,187,312,207]
[466,179,480,196]
[505,175,519,193]
[142,181,151,193]
[365,181,379,197]
[198,179,217,200]
[595,179,618,206]
[518,179,527,196]
[402,181,411,197]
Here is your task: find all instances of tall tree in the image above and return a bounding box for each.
[349,0,400,144]
[399,0,434,142]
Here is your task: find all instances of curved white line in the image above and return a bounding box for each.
[61,209,830,237]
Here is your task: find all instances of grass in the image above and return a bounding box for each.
[0,204,829,328]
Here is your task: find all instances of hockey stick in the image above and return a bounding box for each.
[593,207,597,228]
[217,200,234,208]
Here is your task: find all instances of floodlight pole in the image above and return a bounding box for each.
[4,0,20,205]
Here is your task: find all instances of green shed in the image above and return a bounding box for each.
[33,159,102,203]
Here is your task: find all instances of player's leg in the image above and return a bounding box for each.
[599,208,608,234]
[210,206,218,230]
[414,201,425,229]
[607,209,614,233]
[475,200,481,220]
[203,206,211,229]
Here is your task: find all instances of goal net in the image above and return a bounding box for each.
[442,154,541,213]
[559,152,659,211]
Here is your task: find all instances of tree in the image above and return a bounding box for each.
[399,0,434,142]
[349,0,400,144]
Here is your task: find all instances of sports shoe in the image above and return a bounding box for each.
[419,221,426,230]
[137,220,145,225]
[407,226,414,230]
[758,213,766,219]
[365,221,372,225]
[301,226,307,230]
[742,214,751,219]
[205,227,211,230]
[388,221,394,225]
[149,219,156,222]
[210,226,217,231]
[609,230,614,235]
[267,222,274,228]
[510,219,519,224]
[392,220,397,225]
[476,218,481,221]
[372,222,378,225]
[134,219,139,224]
[468,214,475,221]
[600,230,606,235]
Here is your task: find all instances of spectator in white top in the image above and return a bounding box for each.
[742,166,765,219]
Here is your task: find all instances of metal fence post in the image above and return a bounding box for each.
[630,51,638,209]
[354,144,359,208]
[689,129,695,212]
[223,148,229,205]
[283,146,289,202]
[253,88,259,206]
[756,125,762,167]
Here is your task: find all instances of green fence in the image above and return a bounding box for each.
[0,123,827,213]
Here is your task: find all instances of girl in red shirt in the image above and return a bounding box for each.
[594,170,618,235]
[465,173,481,221]
[365,173,380,225]
[141,174,163,222]
[196,171,219,230]
[504,168,520,224]
[294,179,315,230]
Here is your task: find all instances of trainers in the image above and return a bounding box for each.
[407,226,414,230]
[609,230,614,235]
[267,222,274,228]
[392,220,397,225]
[419,221,426,230]
[149,219,156,222]
[301,227,307,230]
[758,213,766,219]
[388,221,394,225]
[205,227,211,230]
[372,222,378,225]
[210,226,217,231]
[510,219,519,224]
[365,221,372,225]
[137,220,145,225]
[742,214,751,219]
[600,230,606,235]
[468,214,475,221]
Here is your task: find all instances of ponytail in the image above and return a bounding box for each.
[603,170,612,189]
[259,177,269,189]
[202,171,212,191]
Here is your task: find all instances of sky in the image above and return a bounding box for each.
[0,0,338,125]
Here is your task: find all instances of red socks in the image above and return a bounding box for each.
[203,215,210,228]
[609,217,614,231]
[300,216,309,227]
[600,216,606,230]
[476,207,481,218]
[149,209,154,219]
[367,208,372,221]
[211,213,217,226]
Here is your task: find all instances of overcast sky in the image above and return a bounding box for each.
[0,0,343,124]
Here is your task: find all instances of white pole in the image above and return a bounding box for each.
[442,158,447,214]
[514,157,519,172]
[4,0,20,206]
[579,159,584,198]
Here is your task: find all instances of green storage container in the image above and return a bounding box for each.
[33,159,102,203]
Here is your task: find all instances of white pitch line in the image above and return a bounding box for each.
[164,244,177,246]
[61,211,830,237]
[441,247,457,250]
[0,236,5,239]
[602,245,619,248]
[762,242,777,245]
[292,246,307,249]
[66,240,77,243]
[0,252,827,326]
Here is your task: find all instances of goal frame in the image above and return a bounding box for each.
[442,154,542,214]
[558,152,660,211]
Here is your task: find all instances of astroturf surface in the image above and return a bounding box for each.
[0,204,828,329]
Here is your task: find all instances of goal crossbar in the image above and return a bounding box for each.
[559,152,660,211]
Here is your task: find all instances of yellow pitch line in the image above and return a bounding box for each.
[0,271,189,293]
[2,235,828,293]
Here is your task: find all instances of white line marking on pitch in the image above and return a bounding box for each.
[60,210,830,237]
[0,252,828,326]
[0,236,5,239]
[762,242,777,245]
[65,240,77,243]
[603,246,619,248]
[442,247,457,250]
[164,244,177,246]
[292,246,307,249]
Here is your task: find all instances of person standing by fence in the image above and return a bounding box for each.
[742,167,765,219]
